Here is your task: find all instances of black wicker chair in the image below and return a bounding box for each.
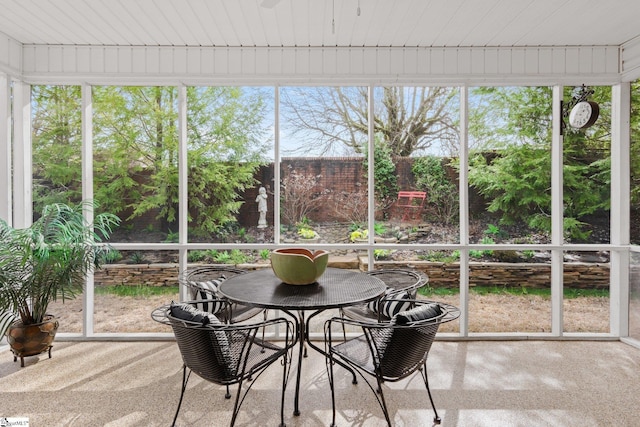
[339,269,427,339]
[325,300,460,427]
[152,301,295,427]
[180,266,267,324]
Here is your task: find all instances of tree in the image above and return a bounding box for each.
[280,86,459,157]
[93,86,270,236]
[31,85,83,211]
[630,81,640,206]
[468,86,611,240]
[32,85,270,237]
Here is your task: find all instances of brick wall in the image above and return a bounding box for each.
[238,157,367,226]
[121,156,487,230]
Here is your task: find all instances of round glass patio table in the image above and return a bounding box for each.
[218,267,386,416]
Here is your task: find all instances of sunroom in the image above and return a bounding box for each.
[1,1,640,425]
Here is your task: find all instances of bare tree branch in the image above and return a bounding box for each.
[280,86,458,157]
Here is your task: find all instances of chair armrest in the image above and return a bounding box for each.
[150,299,232,325]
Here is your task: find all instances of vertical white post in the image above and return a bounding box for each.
[551,85,564,336]
[0,74,10,224]
[610,83,631,337]
[459,85,469,337]
[12,81,31,228]
[178,85,188,301]
[82,84,95,337]
[367,85,375,269]
[274,86,281,244]
[273,85,282,336]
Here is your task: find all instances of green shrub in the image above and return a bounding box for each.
[228,249,249,264]
[187,250,207,262]
[364,135,398,217]
[104,249,123,264]
[164,229,179,243]
[418,250,460,263]
[298,228,318,239]
[374,249,393,260]
[130,251,145,264]
[470,236,495,258]
[350,228,368,242]
[412,156,458,224]
[374,222,387,236]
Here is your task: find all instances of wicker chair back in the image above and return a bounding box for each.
[152,302,294,427]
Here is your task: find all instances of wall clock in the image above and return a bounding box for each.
[568,101,599,129]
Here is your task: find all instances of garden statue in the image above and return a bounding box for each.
[256,186,268,228]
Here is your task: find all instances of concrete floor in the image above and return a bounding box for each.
[1,339,640,427]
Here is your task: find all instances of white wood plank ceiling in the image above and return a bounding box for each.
[0,0,638,49]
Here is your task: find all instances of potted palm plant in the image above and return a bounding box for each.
[0,201,119,366]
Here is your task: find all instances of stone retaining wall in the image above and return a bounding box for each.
[95,263,181,287]
[418,262,610,289]
[94,261,612,290]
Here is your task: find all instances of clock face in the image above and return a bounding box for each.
[569,101,599,129]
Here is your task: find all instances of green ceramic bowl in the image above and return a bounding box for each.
[270,248,329,285]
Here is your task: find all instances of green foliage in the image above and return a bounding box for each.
[349,223,392,241]
[364,135,399,215]
[95,285,178,298]
[187,250,207,262]
[468,86,611,240]
[130,252,146,264]
[469,236,495,258]
[417,250,460,263]
[260,249,270,260]
[228,249,249,264]
[417,285,458,297]
[31,86,84,211]
[296,216,312,228]
[31,85,271,238]
[212,250,231,263]
[492,250,522,262]
[520,250,536,260]
[349,222,364,232]
[630,81,640,206]
[412,156,459,224]
[208,249,249,264]
[373,222,387,236]
[104,249,123,264]
[418,285,609,299]
[480,236,495,244]
[297,228,318,239]
[469,144,550,228]
[206,249,220,259]
[0,201,120,325]
[373,249,394,260]
[350,228,368,242]
[164,229,179,243]
[483,224,506,239]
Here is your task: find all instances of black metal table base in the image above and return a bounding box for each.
[285,309,357,417]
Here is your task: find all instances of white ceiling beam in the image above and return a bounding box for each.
[19,45,622,86]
